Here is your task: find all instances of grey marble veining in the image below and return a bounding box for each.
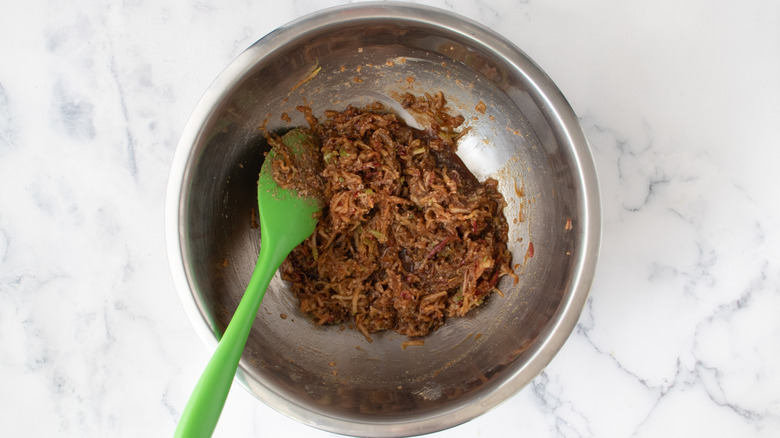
[1,0,779,437]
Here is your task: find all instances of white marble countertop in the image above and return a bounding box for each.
[2,0,779,436]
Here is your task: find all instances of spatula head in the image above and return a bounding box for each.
[256,130,322,259]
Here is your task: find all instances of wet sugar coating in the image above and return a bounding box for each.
[270,93,515,340]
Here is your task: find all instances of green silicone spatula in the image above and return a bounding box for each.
[174,129,321,438]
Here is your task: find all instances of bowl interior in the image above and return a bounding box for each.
[173,5,597,436]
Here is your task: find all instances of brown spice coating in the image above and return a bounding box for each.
[275,93,515,340]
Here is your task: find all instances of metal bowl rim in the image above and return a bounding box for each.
[164,2,601,436]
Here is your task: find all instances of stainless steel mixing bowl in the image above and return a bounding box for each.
[165,3,600,436]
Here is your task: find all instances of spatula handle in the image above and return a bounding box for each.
[173,249,281,438]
